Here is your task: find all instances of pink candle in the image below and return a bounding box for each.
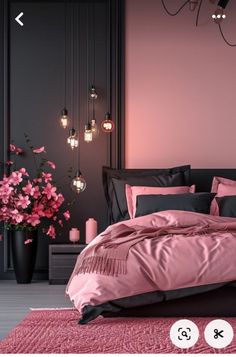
[69,228,80,243]
[85,218,97,244]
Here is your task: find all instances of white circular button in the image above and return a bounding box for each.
[204,319,234,349]
[170,319,199,349]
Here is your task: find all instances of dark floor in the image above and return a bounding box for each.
[0,280,73,340]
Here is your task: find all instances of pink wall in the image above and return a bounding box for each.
[125,0,236,168]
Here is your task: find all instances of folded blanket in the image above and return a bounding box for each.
[70,215,236,278]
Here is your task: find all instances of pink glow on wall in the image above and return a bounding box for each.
[125,0,236,168]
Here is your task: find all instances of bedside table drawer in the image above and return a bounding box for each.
[49,244,86,284]
[51,254,78,267]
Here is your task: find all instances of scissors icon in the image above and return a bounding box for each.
[214,329,224,339]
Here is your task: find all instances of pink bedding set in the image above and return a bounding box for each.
[66,210,236,320]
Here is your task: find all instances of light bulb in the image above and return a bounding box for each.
[101,112,115,133]
[84,123,93,143]
[60,108,70,129]
[91,119,99,139]
[90,86,98,99]
[71,172,86,193]
[67,128,79,149]
[212,7,226,23]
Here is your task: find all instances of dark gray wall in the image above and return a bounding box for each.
[0,0,124,279]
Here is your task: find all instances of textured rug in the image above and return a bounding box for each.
[0,310,236,354]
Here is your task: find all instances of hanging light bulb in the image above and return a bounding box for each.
[101,112,115,133]
[90,86,98,100]
[91,119,99,139]
[71,171,86,193]
[84,123,93,143]
[67,128,78,149]
[60,108,70,129]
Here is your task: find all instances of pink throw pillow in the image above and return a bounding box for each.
[211,176,236,215]
[126,184,196,219]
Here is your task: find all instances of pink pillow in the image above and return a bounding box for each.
[126,184,196,219]
[211,176,236,215]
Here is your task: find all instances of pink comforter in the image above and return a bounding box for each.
[66,210,236,313]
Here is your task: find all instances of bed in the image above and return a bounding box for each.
[66,166,236,324]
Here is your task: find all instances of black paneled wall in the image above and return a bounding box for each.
[0,0,124,279]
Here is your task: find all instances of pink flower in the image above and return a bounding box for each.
[9,171,23,186]
[33,178,42,183]
[32,186,41,199]
[42,183,57,200]
[16,194,31,209]
[44,209,54,218]
[22,182,35,196]
[11,209,24,223]
[9,144,16,152]
[42,172,52,183]
[19,168,29,176]
[33,146,46,154]
[33,203,45,217]
[63,210,70,221]
[56,193,65,206]
[9,144,23,155]
[6,161,13,166]
[15,147,23,155]
[53,216,57,221]
[46,225,56,239]
[27,214,40,227]
[24,239,33,245]
[47,161,56,170]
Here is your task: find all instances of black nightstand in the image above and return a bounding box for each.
[49,244,86,284]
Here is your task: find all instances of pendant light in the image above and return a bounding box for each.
[90,86,99,138]
[101,112,115,132]
[60,2,70,129]
[71,2,86,194]
[90,86,98,100]
[67,3,79,150]
[89,3,99,139]
[84,123,93,143]
[101,0,115,133]
[71,170,86,193]
[84,2,93,143]
[67,128,78,149]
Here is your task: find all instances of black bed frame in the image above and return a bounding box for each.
[105,168,236,318]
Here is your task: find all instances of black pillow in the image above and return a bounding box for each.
[135,193,215,218]
[216,196,236,217]
[102,165,191,223]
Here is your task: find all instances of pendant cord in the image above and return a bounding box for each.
[93,1,96,121]
[77,3,81,172]
[160,0,190,16]
[106,0,111,114]
[93,1,95,86]
[87,1,90,126]
[71,3,74,128]
[64,1,67,108]
[195,0,203,27]
[219,23,236,47]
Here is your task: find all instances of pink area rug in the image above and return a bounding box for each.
[0,309,236,354]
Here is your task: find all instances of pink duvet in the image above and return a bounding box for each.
[66,210,236,313]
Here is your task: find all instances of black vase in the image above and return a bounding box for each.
[11,230,38,284]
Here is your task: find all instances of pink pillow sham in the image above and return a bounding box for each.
[126,184,196,219]
[211,176,236,215]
